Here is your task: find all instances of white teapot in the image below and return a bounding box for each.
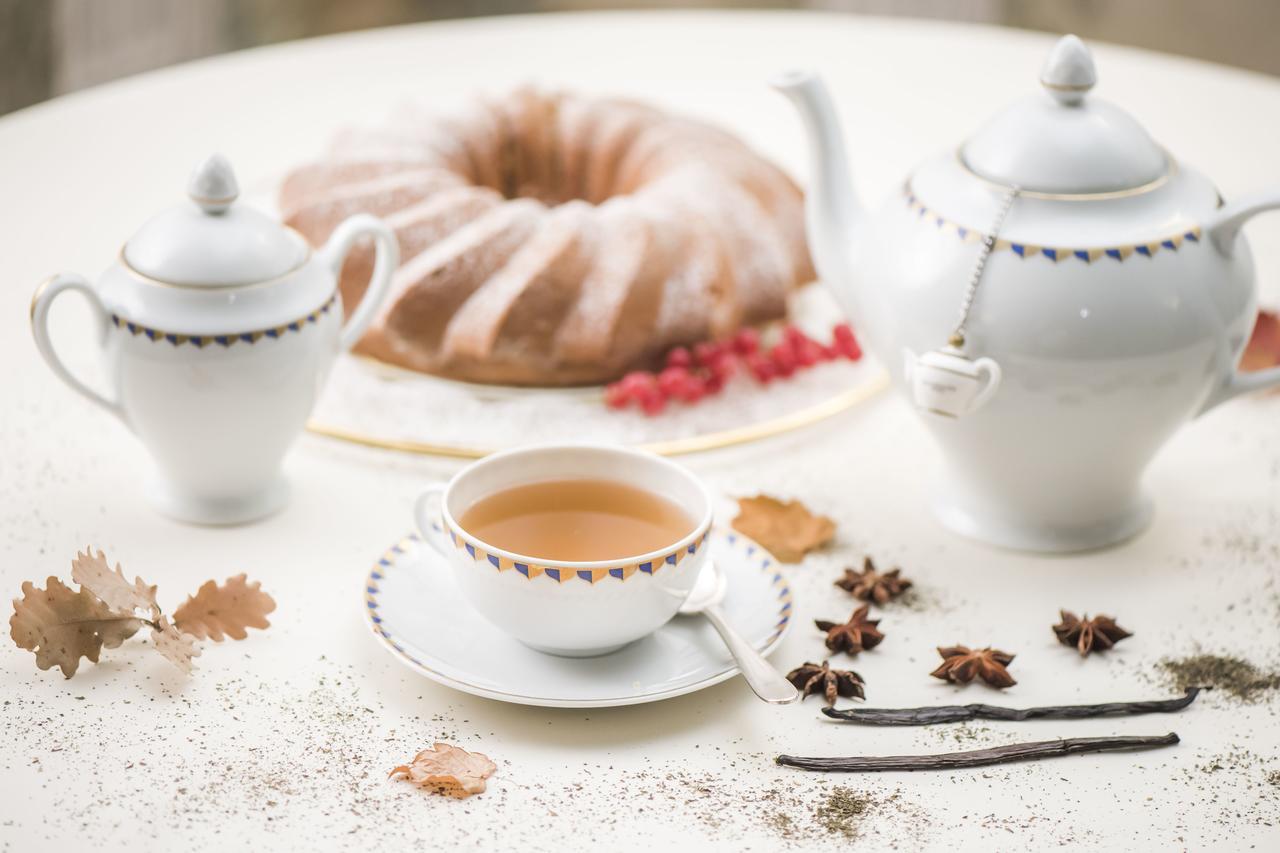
[775,35,1280,552]
[31,155,397,524]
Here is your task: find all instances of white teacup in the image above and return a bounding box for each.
[413,444,712,657]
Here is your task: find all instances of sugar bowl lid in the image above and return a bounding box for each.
[960,35,1169,196]
[123,155,308,287]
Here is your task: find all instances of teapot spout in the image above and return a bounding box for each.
[771,71,865,302]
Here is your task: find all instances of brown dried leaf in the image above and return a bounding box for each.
[389,743,497,798]
[10,577,141,678]
[150,616,201,674]
[173,574,276,641]
[71,548,158,617]
[1242,309,1280,373]
[732,495,835,563]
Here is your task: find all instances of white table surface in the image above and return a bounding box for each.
[3,10,1279,852]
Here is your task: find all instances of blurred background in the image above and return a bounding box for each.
[3,0,1278,116]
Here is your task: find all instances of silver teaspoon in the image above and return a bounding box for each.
[678,560,799,704]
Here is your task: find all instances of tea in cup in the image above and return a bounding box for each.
[413,444,712,657]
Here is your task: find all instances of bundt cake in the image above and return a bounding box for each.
[280,89,814,386]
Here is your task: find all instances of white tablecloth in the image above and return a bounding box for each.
[2,11,1278,851]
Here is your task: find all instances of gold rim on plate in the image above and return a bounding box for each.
[307,369,889,458]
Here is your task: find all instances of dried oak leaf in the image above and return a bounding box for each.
[815,604,885,655]
[389,743,497,798]
[150,616,201,674]
[930,645,1016,688]
[173,574,276,641]
[1052,610,1132,657]
[71,548,158,617]
[1241,309,1280,373]
[10,577,141,678]
[787,660,866,706]
[834,557,912,605]
[732,495,835,563]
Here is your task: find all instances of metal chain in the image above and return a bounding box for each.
[949,186,1020,349]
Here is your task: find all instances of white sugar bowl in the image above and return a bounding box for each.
[31,155,398,524]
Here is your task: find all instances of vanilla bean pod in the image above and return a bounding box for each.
[777,732,1179,772]
[821,686,1205,726]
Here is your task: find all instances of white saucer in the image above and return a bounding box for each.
[363,529,794,708]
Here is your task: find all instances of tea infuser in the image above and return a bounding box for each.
[907,185,1019,418]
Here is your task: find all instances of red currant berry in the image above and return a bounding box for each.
[745,353,776,382]
[675,374,709,402]
[604,382,631,409]
[692,341,725,367]
[665,346,693,369]
[620,370,655,394]
[731,327,760,355]
[783,324,812,347]
[658,366,691,397]
[707,352,737,381]
[638,387,667,416]
[795,339,823,367]
[770,342,798,377]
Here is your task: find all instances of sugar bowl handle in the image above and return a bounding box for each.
[318,213,399,352]
[30,273,126,423]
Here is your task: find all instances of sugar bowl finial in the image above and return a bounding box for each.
[187,153,240,214]
[1040,34,1096,106]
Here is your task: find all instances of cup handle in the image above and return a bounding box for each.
[318,213,399,352]
[413,483,450,555]
[968,357,1003,413]
[30,273,127,424]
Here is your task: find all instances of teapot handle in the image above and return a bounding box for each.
[318,213,399,352]
[30,273,126,423]
[1199,188,1280,414]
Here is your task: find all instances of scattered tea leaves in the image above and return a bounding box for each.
[1159,654,1280,701]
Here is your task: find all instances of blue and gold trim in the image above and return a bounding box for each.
[444,523,712,584]
[363,529,793,670]
[905,187,1202,262]
[109,292,337,347]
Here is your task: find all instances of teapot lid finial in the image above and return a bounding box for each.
[1040,34,1096,106]
[959,33,1167,195]
[187,153,240,215]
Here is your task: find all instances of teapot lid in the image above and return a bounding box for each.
[123,155,308,287]
[959,35,1169,196]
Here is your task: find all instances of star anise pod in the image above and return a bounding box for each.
[930,645,1016,688]
[1052,610,1132,657]
[814,604,885,655]
[786,660,866,706]
[834,557,913,605]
